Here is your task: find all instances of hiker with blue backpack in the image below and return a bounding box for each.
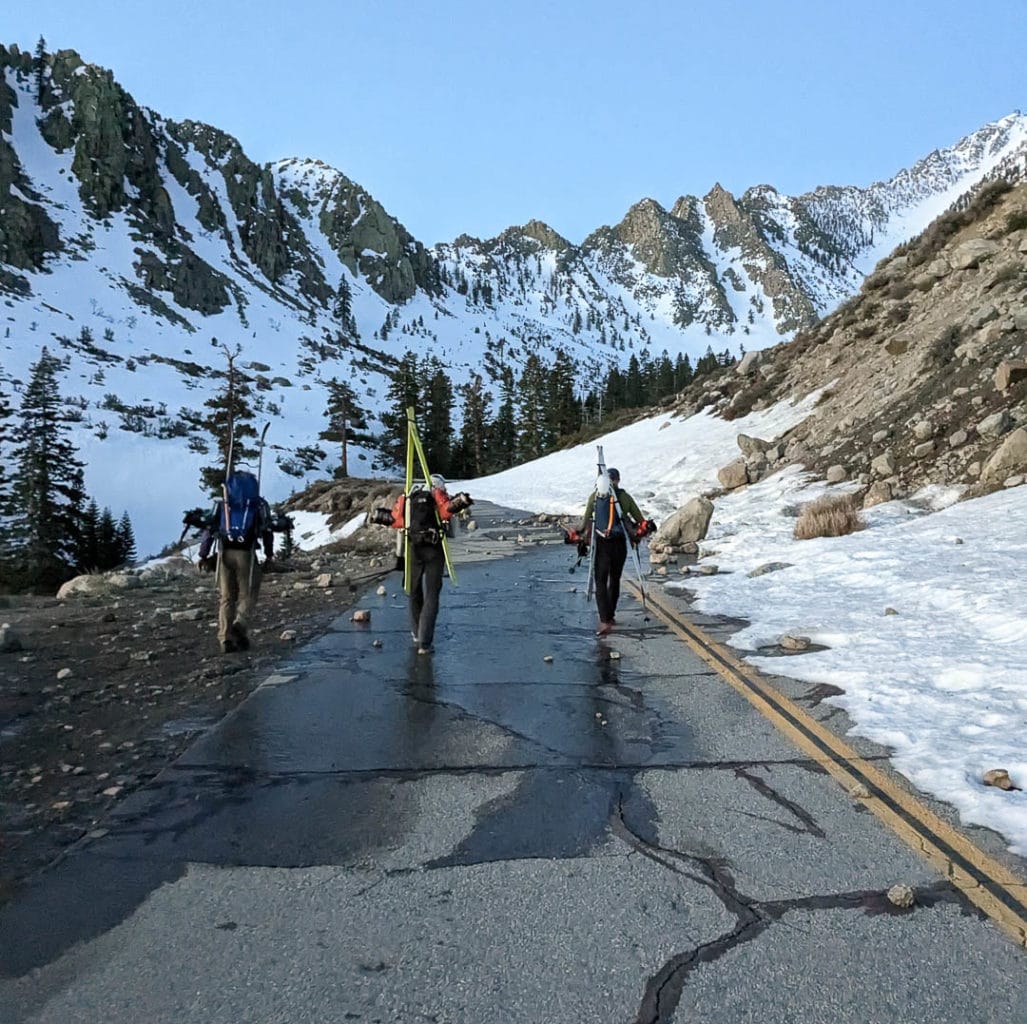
[197,470,274,654]
[569,467,655,636]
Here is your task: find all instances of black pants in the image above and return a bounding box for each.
[410,543,444,646]
[594,535,628,623]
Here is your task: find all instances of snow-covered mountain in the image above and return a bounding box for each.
[2,41,1025,555]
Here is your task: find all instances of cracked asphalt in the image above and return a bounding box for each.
[2,507,1026,1023]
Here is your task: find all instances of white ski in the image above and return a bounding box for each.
[590,444,647,612]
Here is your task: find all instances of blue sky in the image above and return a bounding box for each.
[7,1,1025,245]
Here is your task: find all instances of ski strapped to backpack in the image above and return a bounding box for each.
[249,422,271,587]
[402,406,457,595]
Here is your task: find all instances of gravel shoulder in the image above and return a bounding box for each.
[0,548,392,903]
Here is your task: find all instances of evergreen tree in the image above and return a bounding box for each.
[96,507,119,569]
[77,498,101,570]
[0,377,13,529]
[543,348,579,441]
[115,511,137,565]
[422,358,454,475]
[5,348,88,589]
[488,366,517,471]
[320,377,370,478]
[334,277,356,336]
[603,366,625,415]
[653,352,675,401]
[199,343,258,493]
[456,373,493,478]
[380,351,420,468]
[674,353,693,391]
[624,354,645,407]
[694,345,719,378]
[34,36,46,101]
[515,354,550,459]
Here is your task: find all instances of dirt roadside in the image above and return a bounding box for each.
[0,546,392,904]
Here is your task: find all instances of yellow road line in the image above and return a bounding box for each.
[628,581,1027,948]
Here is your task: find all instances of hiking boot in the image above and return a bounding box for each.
[596,621,613,636]
[219,637,239,655]
[230,623,250,651]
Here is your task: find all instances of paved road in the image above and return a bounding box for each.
[2,510,1026,1023]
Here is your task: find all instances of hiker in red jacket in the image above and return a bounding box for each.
[374,475,472,654]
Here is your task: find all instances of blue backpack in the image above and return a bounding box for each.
[593,490,620,539]
[220,471,262,545]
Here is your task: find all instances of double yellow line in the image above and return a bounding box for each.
[628,581,1027,947]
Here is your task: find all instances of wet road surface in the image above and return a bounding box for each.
[2,514,1026,1023]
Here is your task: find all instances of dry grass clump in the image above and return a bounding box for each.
[794,494,865,540]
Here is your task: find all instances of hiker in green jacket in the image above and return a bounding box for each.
[579,468,654,635]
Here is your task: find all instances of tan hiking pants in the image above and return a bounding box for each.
[217,546,261,643]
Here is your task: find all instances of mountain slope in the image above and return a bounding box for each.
[1,40,1025,555]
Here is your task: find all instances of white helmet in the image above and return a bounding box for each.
[431,474,446,489]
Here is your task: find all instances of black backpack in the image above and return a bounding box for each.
[407,487,440,544]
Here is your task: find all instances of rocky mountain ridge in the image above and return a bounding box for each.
[662,180,1027,507]
[2,40,1026,554]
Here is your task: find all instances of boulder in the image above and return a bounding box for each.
[736,434,772,458]
[735,351,761,375]
[717,458,749,490]
[862,481,893,507]
[981,428,1027,485]
[655,497,714,547]
[871,451,897,478]
[56,575,110,600]
[950,239,1000,270]
[994,360,1027,392]
[978,410,1012,439]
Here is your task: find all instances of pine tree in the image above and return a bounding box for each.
[515,354,550,459]
[334,277,356,336]
[5,348,88,589]
[380,351,421,468]
[422,358,454,475]
[674,353,693,391]
[77,498,101,570]
[624,354,645,407]
[34,36,46,101]
[0,377,13,532]
[96,507,119,570]
[115,511,137,565]
[456,374,493,478]
[695,346,719,378]
[488,366,517,471]
[320,377,370,478]
[200,343,258,493]
[603,366,625,416]
[544,348,579,441]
